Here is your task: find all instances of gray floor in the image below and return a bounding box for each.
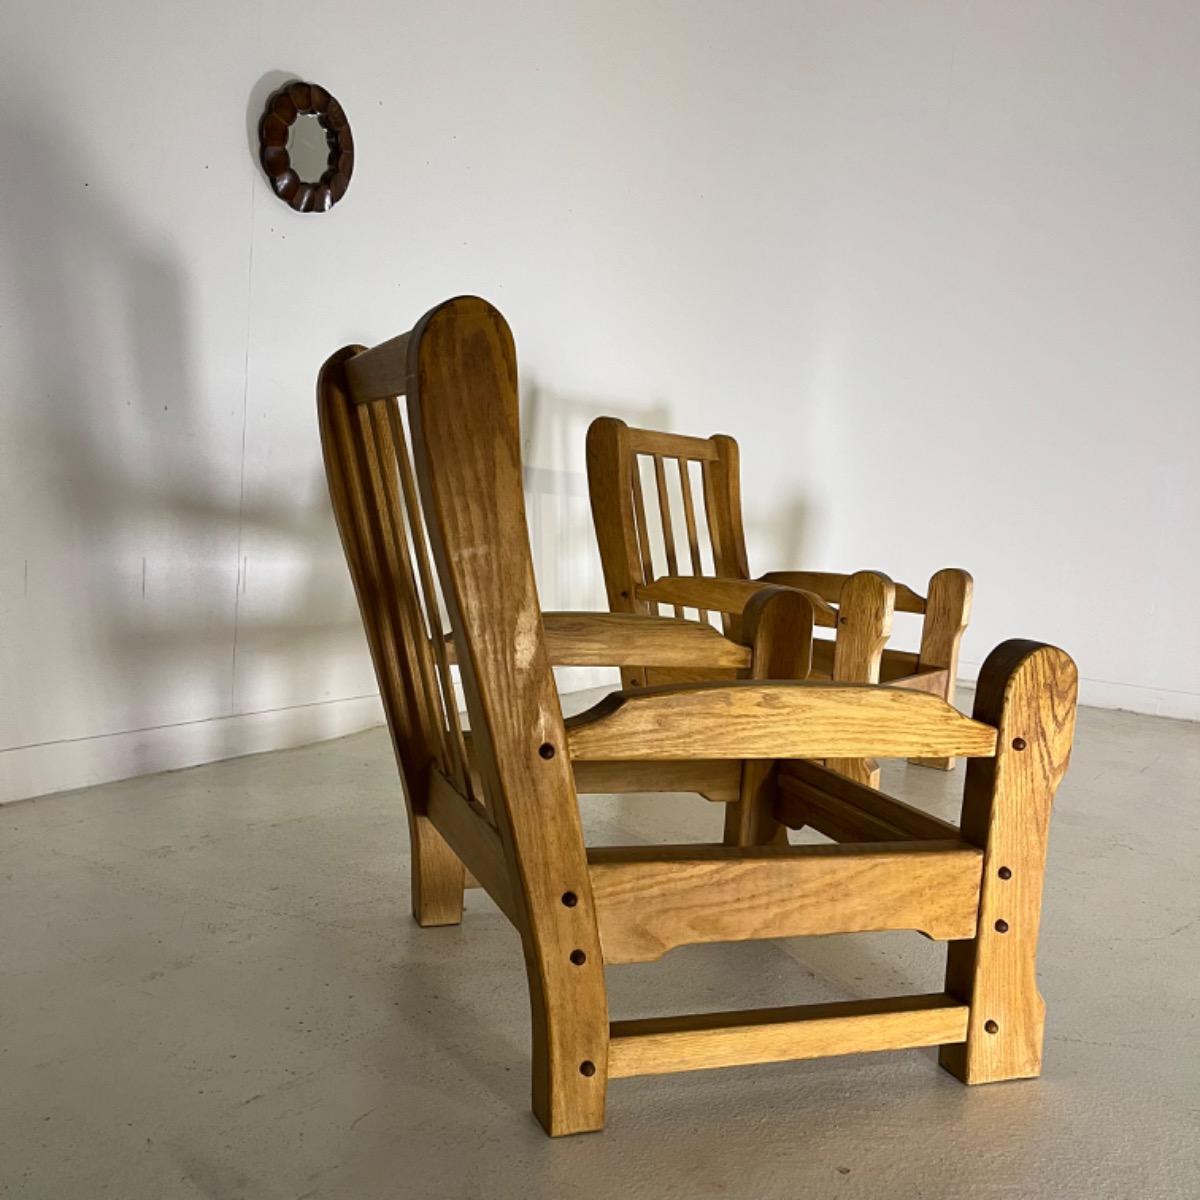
[2,695,1198,1200]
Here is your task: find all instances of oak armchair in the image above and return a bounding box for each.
[317,295,1077,1137]
[587,418,973,787]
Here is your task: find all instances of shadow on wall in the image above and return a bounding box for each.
[0,80,363,782]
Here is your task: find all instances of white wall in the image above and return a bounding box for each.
[2,1,1197,803]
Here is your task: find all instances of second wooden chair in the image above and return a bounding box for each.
[587,418,973,788]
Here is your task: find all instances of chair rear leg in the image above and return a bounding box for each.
[910,568,973,771]
[939,641,1077,1083]
[827,571,894,790]
[409,812,466,927]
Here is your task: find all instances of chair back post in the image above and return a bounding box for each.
[939,638,1078,1083]
[585,416,649,617]
[703,433,752,583]
[405,296,609,1135]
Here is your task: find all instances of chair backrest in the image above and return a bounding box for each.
[317,338,475,810]
[586,419,751,626]
[317,296,593,931]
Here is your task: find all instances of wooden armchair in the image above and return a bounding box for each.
[317,295,1078,1137]
[587,418,974,787]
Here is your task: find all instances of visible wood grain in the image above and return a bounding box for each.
[406,298,608,1136]
[651,455,682,617]
[939,640,1077,1085]
[827,570,895,788]
[446,612,752,670]
[703,434,752,582]
[344,330,411,401]
[776,760,961,842]
[676,457,706,614]
[317,348,465,927]
[426,768,516,922]
[566,682,999,762]
[609,994,969,1078]
[325,301,1014,1137]
[887,667,950,695]
[589,841,983,962]
[572,760,741,801]
[911,568,974,769]
[637,576,838,627]
[724,587,814,847]
[624,426,720,461]
[379,403,473,798]
[585,418,645,619]
[760,570,928,614]
[356,401,453,779]
[629,458,655,600]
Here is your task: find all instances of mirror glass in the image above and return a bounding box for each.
[287,115,331,181]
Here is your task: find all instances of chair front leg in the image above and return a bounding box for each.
[939,641,1077,1084]
[910,568,973,771]
[826,571,895,789]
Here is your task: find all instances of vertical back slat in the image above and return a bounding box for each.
[358,402,454,778]
[676,456,709,624]
[630,456,655,594]
[318,349,465,928]
[386,402,475,802]
[652,454,683,618]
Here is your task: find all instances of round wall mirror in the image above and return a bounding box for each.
[258,81,353,213]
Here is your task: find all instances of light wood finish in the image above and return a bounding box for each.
[585,418,645,618]
[404,298,609,1136]
[827,570,895,788]
[625,426,720,461]
[320,298,1076,1136]
[461,733,744,802]
[911,568,974,769]
[342,330,410,402]
[723,587,814,847]
[776,760,962,843]
[318,348,466,929]
[572,759,741,802]
[676,457,707,622]
[939,640,1077,1085]
[585,419,973,775]
[609,994,969,1078]
[566,682,999,762]
[446,611,752,670]
[588,841,983,963]
[651,455,683,616]
[760,570,928,615]
[888,666,950,695]
[426,768,515,921]
[637,575,838,626]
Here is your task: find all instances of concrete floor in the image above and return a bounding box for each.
[2,695,1197,1200]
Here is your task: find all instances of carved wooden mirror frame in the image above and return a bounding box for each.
[258,80,354,213]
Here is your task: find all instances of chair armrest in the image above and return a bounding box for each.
[758,571,927,615]
[638,575,838,627]
[564,680,998,762]
[542,612,752,669]
[447,612,752,671]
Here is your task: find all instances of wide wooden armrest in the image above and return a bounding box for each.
[565,680,997,762]
[446,611,751,670]
[638,575,838,626]
[758,570,927,614]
